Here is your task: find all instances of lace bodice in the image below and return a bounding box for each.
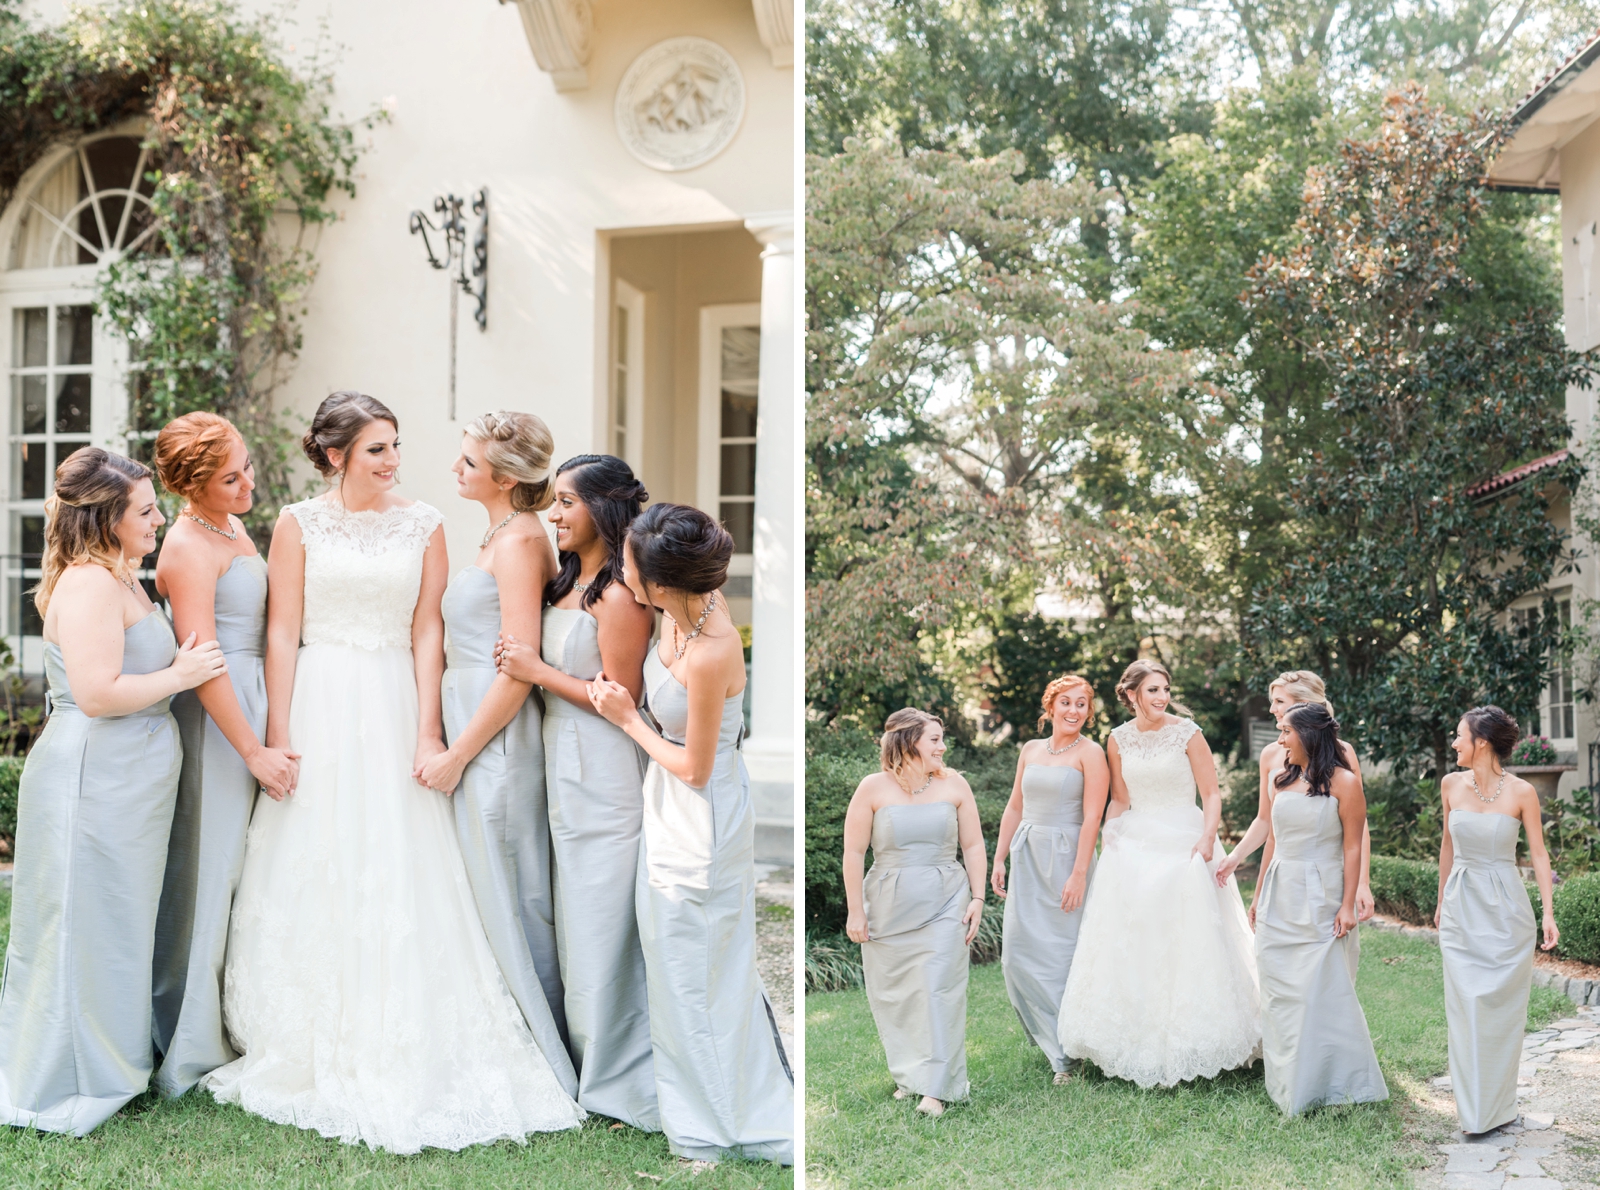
[287,499,443,650]
[1112,718,1202,812]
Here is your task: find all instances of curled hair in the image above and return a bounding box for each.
[1462,705,1520,762]
[627,503,733,595]
[1270,669,1334,716]
[302,391,397,478]
[1115,659,1191,718]
[154,412,243,501]
[543,454,648,611]
[1038,674,1096,734]
[1275,703,1352,797]
[463,410,555,512]
[35,447,152,614]
[880,708,945,781]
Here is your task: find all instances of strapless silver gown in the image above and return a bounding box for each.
[441,565,575,1095]
[542,606,656,1128]
[862,800,971,1101]
[1002,764,1093,1073]
[637,649,792,1164]
[0,612,181,1134]
[1254,788,1387,1115]
[152,555,268,1097]
[1441,810,1535,1134]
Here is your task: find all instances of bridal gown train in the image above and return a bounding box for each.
[203,499,583,1153]
[1058,718,1260,1087]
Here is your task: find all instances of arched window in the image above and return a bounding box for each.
[8,134,161,270]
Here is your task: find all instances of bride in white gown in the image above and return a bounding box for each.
[203,392,583,1152]
[1057,660,1260,1088]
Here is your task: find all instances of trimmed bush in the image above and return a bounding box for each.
[0,755,21,852]
[804,724,878,933]
[1368,855,1441,924]
[1553,870,1600,966]
[1221,763,1259,840]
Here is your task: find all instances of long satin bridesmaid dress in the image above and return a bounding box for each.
[1001,764,1093,1073]
[862,800,971,1102]
[151,555,267,1097]
[1440,810,1535,1135]
[636,648,793,1164]
[541,605,657,1128]
[440,565,577,1095]
[0,612,181,1134]
[1254,786,1387,1115]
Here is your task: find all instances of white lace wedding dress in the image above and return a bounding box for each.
[202,499,584,1152]
[1057,717,1261,1087]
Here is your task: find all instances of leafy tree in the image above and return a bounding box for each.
[1245,86,1590,776]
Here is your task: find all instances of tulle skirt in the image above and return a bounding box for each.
[203,643,584,1153]
[1058,803,1261,1087]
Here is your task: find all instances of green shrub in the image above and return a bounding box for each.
[1221,763,1260,840]
[1510,735,1559,766]
[1368,855,1441,923]
[0,755,21,851]
[1553,870,1600,965]
[1365,772,1444,860]
[804,724,878,933]
[804,909,1005,994]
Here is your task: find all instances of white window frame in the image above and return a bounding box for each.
[611,278,645,473]
[1510,593,1576,747]
[697,302,761,580]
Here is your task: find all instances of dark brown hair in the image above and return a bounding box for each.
[1276,703,1352,798]
[154,411,242,500]
[626,502,732,594]
[302,391,397,478]
[1115,659,1192,717]
[36,447,152,614]
[543,454,649,611]
[1462,705,1520,762]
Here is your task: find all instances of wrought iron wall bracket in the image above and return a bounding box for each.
[408,188,489,419]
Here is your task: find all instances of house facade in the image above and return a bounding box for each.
[0,0,796,859]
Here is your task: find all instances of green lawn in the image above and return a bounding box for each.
[0,887,785,1189]
[805,926,1568,1189]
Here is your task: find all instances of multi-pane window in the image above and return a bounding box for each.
[1512,598,1575,742]
[612,302,630,460]
[11,305,93,498]
[9,136,160,270]
[717,325,759,554]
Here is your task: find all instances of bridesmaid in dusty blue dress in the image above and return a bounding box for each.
[991,675,1107,1082]
[417,412,576,1091]
[1435,706,1559,1135]
[588,504,792,1164]
[150,413,298,1097]
[0,448,225,1134]
[494,454,657,1128]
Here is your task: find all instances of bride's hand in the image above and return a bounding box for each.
[494,633,540,684]
[245,743,301,802]
[587,674,639,728]
[962,898,983,945]
[411,735,447,785]
[1191,835,1215,864]
[417,747,469,796]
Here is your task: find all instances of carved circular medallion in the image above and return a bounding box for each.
[614,37,745,173]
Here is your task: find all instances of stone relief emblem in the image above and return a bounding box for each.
[614,37,746,172]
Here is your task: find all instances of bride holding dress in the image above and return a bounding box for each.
[203,391,583,1152]
[1057,659,1260,1088]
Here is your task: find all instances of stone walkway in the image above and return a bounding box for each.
[754,863,795,1066]
[1419,1005,1600,1189]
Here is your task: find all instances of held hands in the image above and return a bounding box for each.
[1060,871,1087,913]
[991,858,1008,899]
[586,672,639,728]
[846,910,869,945]
[1356,883,1375,922]
[172,632,228,691]
[493,633,541,684]
[962,897,984,945]
[245,744,300,801]
[1333,904,1357,939]
[416,747,469,796]
[411,735,447,789]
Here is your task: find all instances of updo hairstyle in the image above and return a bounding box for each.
[154,411,242,501]
[1271,669,1334,716]
[1038,674,1096,734]
[463,411,555,512]
[302,391,398,478]
[35,447,152,614]
[542,454,649,611]
[1462,705,1520,762]
[880,708,945,781]
[1115,658,1192,717]
[626,503,734,595]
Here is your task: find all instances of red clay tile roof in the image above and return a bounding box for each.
[1467,449,1571,498]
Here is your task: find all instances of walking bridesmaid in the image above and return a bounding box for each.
[0,448,225,1133]
[416,411,576,1093]
[587,504,793,1163]
[151,413,299,1097]
[843,709,987,1117]
[1435,706,1558,1136]
[991,675,1107,1083]
[494,454,657,1128]
[1253,703,1387,1115]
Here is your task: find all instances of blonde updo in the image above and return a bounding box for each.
[1270,669,1334,716]
[1038,674,1096,733]
[154,411,242,501]
[880,708,946,781]
[35,447,152,614]
[463,411,555,512]
[1115,659,1192,717]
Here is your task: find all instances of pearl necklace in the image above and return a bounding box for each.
[183,509,237,540]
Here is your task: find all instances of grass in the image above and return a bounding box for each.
[0,886,785,1189]
[805,924,1571,1189]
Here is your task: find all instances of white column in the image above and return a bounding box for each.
[743,211,794,865]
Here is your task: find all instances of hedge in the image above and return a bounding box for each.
[805,911,1005,994]
[1368,855,1442,924]
[0,755,22,851]
[1555,871,1600,966]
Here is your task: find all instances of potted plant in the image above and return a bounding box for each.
[1507,735,1576,806]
